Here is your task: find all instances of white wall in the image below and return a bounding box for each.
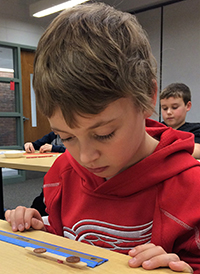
[0,0,53,47]
[136,8,161,121]
[96,0,167,12]
[137,0,200,122]
[162,0,200,122]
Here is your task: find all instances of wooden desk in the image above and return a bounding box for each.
[0,152,61,219]
[0,220,178,274]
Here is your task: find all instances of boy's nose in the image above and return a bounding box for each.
[167,108,172,114]
[79,144,100,165]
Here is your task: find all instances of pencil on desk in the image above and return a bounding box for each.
[25,155,54,159]
[25,247,87,268]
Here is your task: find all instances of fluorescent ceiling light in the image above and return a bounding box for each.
[30,0,90,18]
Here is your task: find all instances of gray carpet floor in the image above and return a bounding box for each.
[3,171,45,210]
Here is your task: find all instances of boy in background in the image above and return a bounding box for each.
[160,83,200,158]
[5,3,200,273]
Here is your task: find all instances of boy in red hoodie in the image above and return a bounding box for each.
[5,3,200,273]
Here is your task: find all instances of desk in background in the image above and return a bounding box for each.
[0,220,180,274]
[0,152,61,219]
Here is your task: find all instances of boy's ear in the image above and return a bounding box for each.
[186,101,192,111]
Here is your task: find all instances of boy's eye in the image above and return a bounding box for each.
[61,137,74,142]
[94,131,115,141]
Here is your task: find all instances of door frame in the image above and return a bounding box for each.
[0,41,36,184]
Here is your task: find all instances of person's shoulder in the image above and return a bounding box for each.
[158,159,200,198]
[52,151,70,168]
[49,131,56,135]
[45,152,70,179]
[179,122,200,132]
[48,131,57,138]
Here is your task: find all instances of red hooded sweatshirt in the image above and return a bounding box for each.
[43,119,200,273]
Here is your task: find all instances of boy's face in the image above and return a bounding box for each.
[48,98,157,178]
[160,96,191,129]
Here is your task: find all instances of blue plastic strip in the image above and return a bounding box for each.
[0,230,108,268]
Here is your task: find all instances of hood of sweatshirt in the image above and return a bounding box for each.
[65,119,199,197]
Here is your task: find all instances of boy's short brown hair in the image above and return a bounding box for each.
[160,83,191,105]
[33,2,157,127]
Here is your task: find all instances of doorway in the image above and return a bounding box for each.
[21,49,51,143]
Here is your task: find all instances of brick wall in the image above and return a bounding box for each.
[0,71,17,146]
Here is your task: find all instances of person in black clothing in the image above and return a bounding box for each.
[24,132,66,215]
[24,131,66,153]
[160,83,200,158]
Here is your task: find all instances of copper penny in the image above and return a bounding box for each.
[66,256,80,263]
[33,248,47,254]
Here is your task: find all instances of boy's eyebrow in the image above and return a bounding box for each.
[161,103,179,106]
[51,119,116,134]
[51,128,69,134]
[88,119,116,130]
[160,103,167,107]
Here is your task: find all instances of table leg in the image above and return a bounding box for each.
[0,168,4,219]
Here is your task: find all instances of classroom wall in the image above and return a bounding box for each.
[136,8,161,120]
[0,0,199,122]
[162,0,200,122]
[96,0,165,12]
[136,0,200,122]
[0,0,52,47]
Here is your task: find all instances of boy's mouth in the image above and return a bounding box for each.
[166,117,174,120]
[85,166,108,174]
